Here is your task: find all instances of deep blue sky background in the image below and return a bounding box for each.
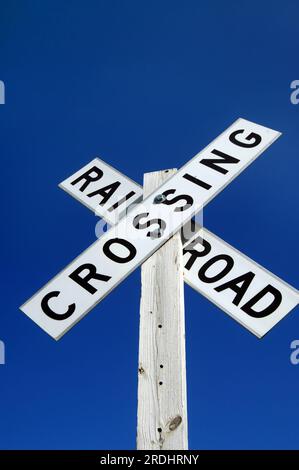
[0,0,298,450]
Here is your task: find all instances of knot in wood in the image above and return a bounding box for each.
[169,415,182,431]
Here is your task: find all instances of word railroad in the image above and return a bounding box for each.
[21,118,298,341]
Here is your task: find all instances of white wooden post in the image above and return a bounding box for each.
[137,169,188,450]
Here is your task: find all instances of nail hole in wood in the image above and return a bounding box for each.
[159,381,163,385]
[160,364,163,368]
[158,324,162,328]
[157,427,162,433]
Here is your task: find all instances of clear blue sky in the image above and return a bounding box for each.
[0,0,298,450]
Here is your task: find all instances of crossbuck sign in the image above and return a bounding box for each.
[21,118,299,340]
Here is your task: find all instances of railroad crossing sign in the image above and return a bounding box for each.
[20,118,299,339]
[20,117,299,450]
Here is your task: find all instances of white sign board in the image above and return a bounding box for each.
[59,158,143,224]
[21,118,281,339]
[183,228,299,338]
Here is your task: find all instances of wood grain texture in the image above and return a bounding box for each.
[137,169,188,450]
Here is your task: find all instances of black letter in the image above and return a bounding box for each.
[161,189,194,212]
[241,284,282,318]
[87,181,121,205]
[183,173,211,190]
[41,291,75,320]
[198,255,234,283]
[215,271,255,305]
[69,263,111,294]
[200,149,240,175]
[133,213,166,238]
[71,166,103,192]
[103,238,137,263]
[183,236,211,270]
[108,191,137,213]
[229,129,262,148]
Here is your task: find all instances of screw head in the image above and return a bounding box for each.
[154,194,166,204]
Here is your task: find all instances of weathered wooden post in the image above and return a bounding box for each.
[137,169,188,450]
